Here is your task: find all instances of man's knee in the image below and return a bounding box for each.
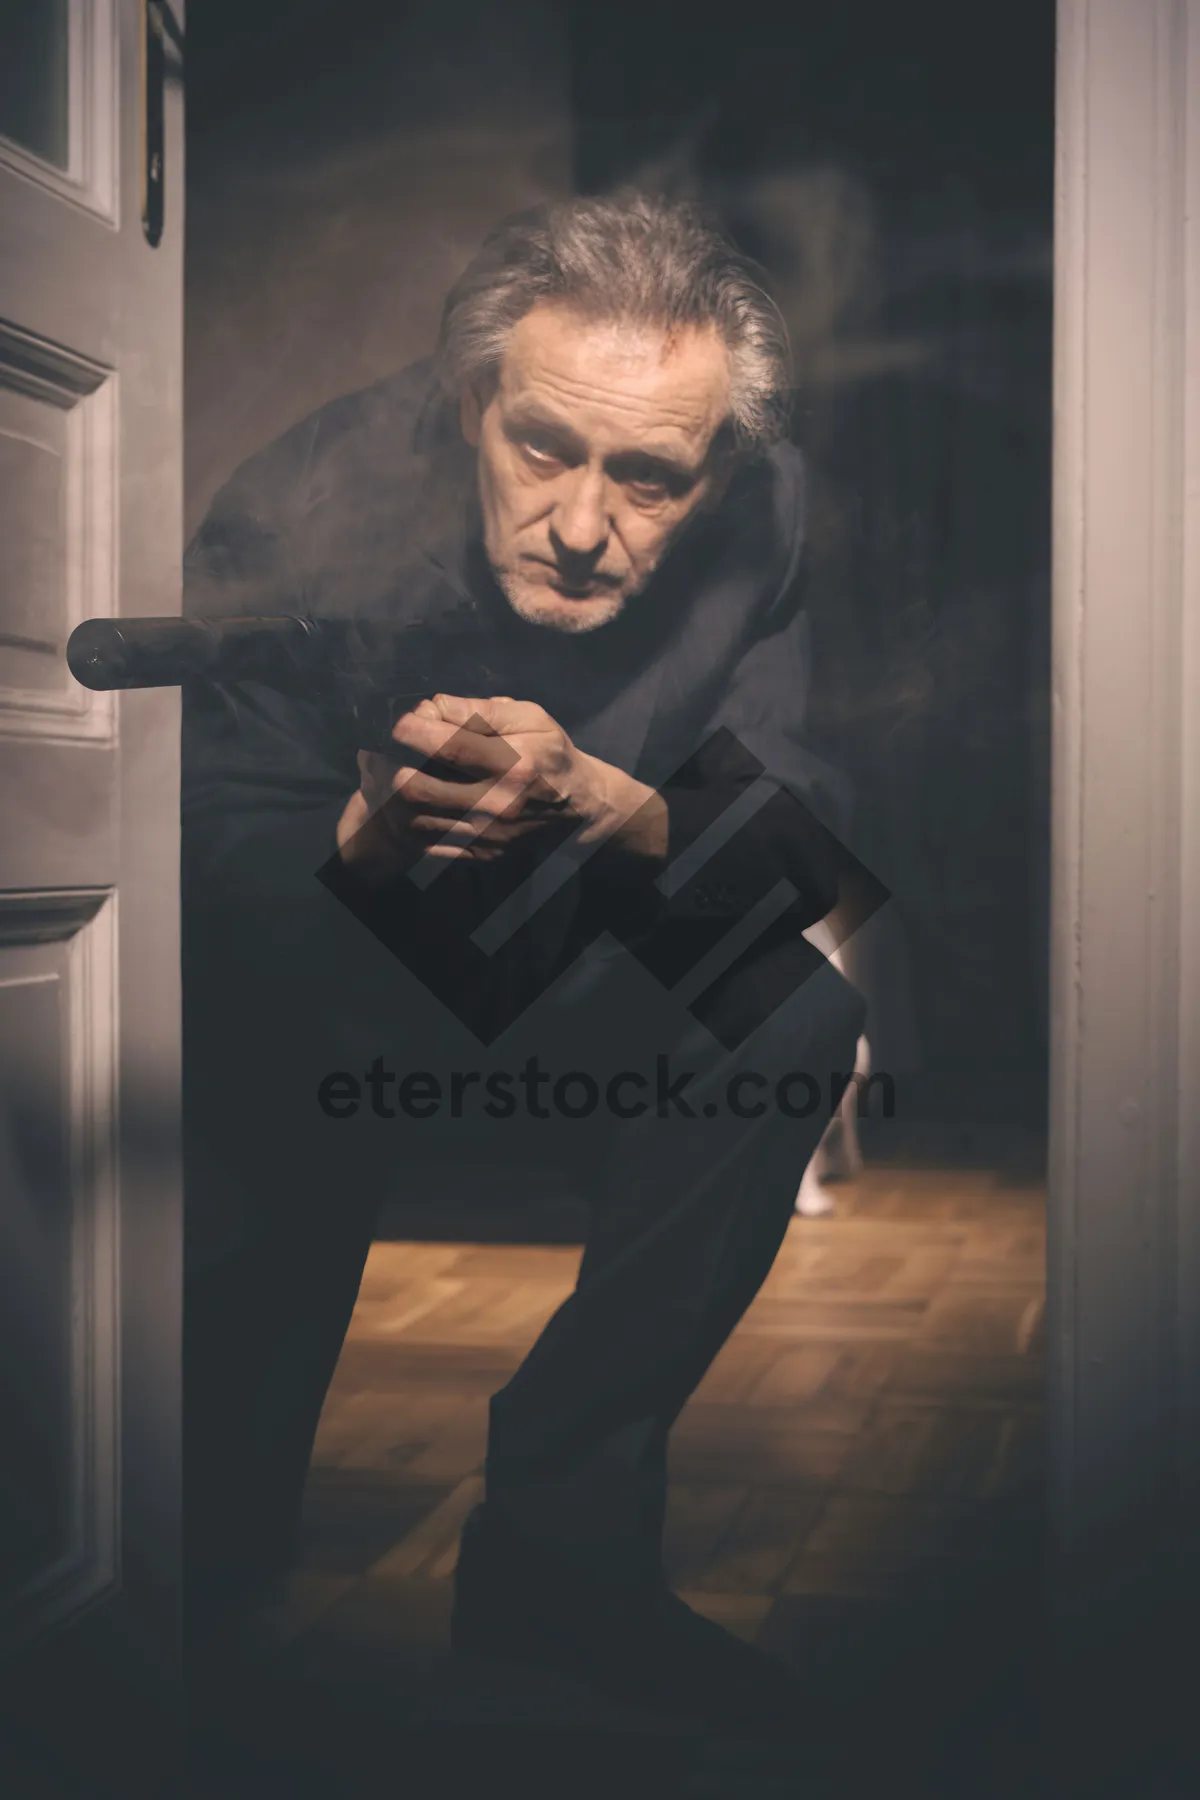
[753,945,866,1068]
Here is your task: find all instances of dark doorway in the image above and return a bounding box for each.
[183,6,1052,1794]
[570,0,1054,1154]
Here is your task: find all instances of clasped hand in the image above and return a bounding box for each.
[336,694,667,868]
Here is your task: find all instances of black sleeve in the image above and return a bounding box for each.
[181,678,355,911]
[657,706,846,930]
[654,610,888,967]
[656,444,857,933]
[181,424,359,919]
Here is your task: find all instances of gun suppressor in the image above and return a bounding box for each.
[66,615,322,690]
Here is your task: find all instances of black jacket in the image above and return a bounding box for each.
[181,358,851,918]
[180,360,865,1262]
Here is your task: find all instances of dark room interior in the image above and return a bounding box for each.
[10,3,1200,1797]
[182,1,1053,1792]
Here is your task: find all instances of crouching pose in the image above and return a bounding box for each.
[182,190,869,1739]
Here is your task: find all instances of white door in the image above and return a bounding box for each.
[0,3,184,1794]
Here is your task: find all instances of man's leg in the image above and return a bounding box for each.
[453,927,865,1720]
[182,1149,381,1642]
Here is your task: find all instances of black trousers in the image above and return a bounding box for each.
[183,920,864,1605]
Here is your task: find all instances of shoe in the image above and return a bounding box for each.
[451,1505,807,1742]
[450,1504,640,1683]
[605,1587,808,1741]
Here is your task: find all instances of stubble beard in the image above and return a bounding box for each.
[491,564,631,635]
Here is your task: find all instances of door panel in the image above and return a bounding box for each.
[0,893,118,1643]
[0,323,116,745]
[0,3,183,1794]
[0,0,117,220]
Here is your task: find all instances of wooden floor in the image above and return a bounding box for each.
[189,1166,1046,1799]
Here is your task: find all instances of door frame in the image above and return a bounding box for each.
[1050,0,1200,1698]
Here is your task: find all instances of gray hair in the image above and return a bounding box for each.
[436,190,794,457]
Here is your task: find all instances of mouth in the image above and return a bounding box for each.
[522,557,620,602]
[550,582,604,601]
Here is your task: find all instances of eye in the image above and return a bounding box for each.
[623,470,680,507]
[519,434,565,470]
[627,476,671,503]
[612,457,691,504]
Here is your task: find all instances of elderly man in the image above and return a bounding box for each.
[182,191,867,1735]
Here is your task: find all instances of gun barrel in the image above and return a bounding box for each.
[65,612,501,753]
[66,615,319,690]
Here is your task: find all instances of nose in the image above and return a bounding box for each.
[550,466,609,564]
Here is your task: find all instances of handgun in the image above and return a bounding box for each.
[66,611,502,751]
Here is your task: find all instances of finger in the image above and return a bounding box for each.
[409,759,571,813]
[406,813,489,846]
[472,770,574,822]
[378,777,522,833]
[433,779,576,834]
[358,749,404,811]
[392,710,521,777]
[431,694,500,732]
[394,769,496,812]
[405,798,551,842]
[470,697,551,737]
[382,765,569,841]
[389,711,454,755]
[418,842,473,860]
[431,694,549,736]
[360,744,424,792]
[416,814,548,848]
[519,771,576,813]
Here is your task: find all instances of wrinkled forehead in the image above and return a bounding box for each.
[494,301,733,457]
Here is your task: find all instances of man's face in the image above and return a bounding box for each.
[461,302,733,633]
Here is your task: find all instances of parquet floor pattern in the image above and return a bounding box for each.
[191,1168,1046,1798]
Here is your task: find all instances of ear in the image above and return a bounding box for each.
[459,381,483,447]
